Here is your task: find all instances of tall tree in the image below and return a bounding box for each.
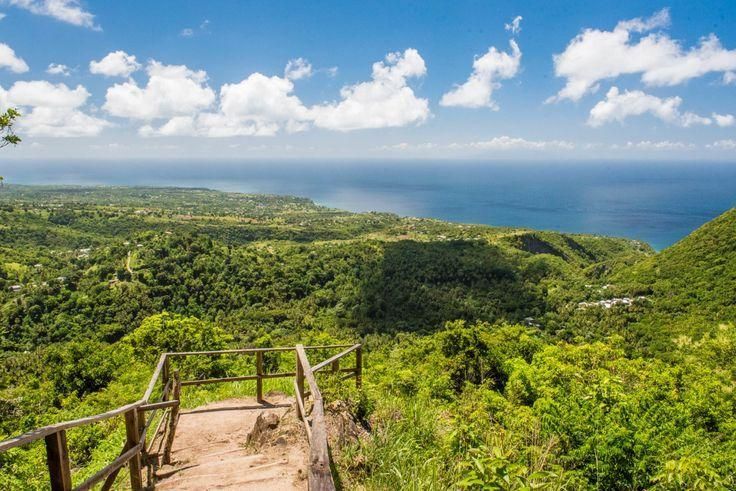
[0,108,21,188]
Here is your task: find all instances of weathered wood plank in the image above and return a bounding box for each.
[143,353,167,402]
[295,344,336,490]
[180,374,257,386]
[295,345,322,401]
[296,350,305,418]
[165,347,293,357]
[262,371,296,379]
[312,344,361,373]
[293,380,312,442]
[356,346,363,388]
[308,401,335,491]
[124,409,143,491]
[256,351,264,403]
[1,401,143,452]
[165,344,353,357]
[139,399,180,412]
[77,442,143,491]
[45,430,72,491]
[162,371,181,465]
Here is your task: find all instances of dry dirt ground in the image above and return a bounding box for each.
[155,393,309,490]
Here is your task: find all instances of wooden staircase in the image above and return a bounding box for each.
[0,343,362,491]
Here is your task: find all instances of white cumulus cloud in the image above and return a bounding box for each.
[587,87,712,127]
[8,0,99,30]
[2,80,111,137]
[104,61,216,120]
[142,70,311,137]
[7,80,88,107]
[440,40,521,109]
[46,63,70,76]
[90,50,141,78]
[549,8,736,102]
[712,113,735,127]
[0,43,29,73]
[284,58,313,80]
[126,50,431,137]
[311,48,429,131]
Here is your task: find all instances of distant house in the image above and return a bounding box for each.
[8,285,22,292]
[577,296,647,309]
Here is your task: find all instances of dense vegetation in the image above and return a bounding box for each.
[0,185,733,490]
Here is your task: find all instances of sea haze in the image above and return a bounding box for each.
[5,160,736,250]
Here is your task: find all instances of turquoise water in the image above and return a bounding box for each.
[5,160,736,250]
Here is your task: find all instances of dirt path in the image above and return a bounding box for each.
[125,250,133,274]
[155,395,308,490]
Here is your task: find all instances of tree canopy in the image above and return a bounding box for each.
[0,108,20,149]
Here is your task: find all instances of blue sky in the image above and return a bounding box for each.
[0,0,735,160]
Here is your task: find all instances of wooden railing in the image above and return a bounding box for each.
[295,343,362,491]
[0,343,362,491]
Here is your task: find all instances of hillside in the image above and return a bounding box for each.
[1,186,734,490]
[0,185,646,350]
[602,208,736,354]
[621,208,736,319]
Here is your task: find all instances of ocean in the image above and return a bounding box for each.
[5,159,736,250]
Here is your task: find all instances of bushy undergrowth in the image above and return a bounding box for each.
[332,322,736,490]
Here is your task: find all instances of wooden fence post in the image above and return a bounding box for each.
[45,430,72,491]
[163,370,180,465]
[295,348,305,418]
[162,356,170,401]
[256,351,264,403]
[331,358,340,374]
[355,346,363,388]
[124,409,143,491]
[136,406,147,473]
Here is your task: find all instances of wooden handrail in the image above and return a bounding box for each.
[142,353,168,402]
[312,343,361,373]
[293,379,312,442]
[75,440,144,491]
[165,344,353,357]
[296,345,323,402]
[0,343,359,490]
[295,344,336,491]
[139,399,179,412]
[0,400,144,452]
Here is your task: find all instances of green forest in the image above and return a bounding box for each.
[0,185,734,490]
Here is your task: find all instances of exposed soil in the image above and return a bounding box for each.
[155,393,308,490]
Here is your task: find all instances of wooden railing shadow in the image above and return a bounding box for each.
[0,343,362,491]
